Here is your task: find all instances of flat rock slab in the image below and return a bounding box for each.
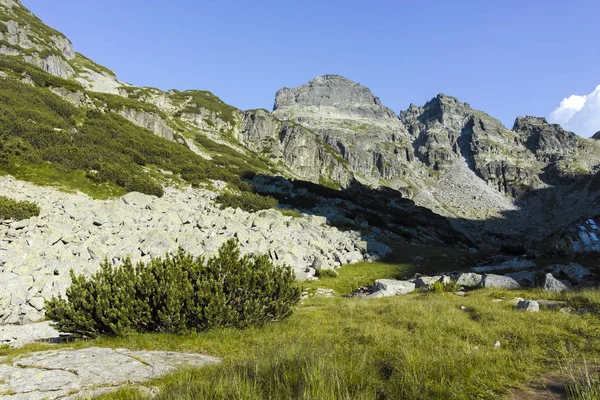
[0,347,220,399]
[0,321,65,348]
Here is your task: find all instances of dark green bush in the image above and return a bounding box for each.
[315,268,338,278]
[45,239,301,338]
[0,195,40,221]
[217,190,278,212]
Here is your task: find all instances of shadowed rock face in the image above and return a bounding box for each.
[592,131,600,140]
[401,94,541,196]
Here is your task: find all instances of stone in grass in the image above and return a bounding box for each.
[542,273,570,293]
[480,274,520,290]
[414,276,442,289]
[534,299,567,311]
[456,273,483,288]
[368,279,415,297]
[516,300,540,312]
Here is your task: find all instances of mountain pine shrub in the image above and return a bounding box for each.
[0,195,40,221]
[45,239,301,338]
[217,190,278,212]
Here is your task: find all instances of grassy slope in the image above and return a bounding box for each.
[0,56,275,199]
[68,288,600,399]
[2,252,599,399]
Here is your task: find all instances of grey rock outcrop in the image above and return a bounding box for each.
[273,75,415,186]
[592,131,600,140]
[118,108,175,140]
[0,347,220,399]
[414,276,443,289]
[274,75,398,122]
[241,109,352,183]
[23,53,75,79]
[402,94,540,197]
[0,321,62,348]
[513,116,578,162]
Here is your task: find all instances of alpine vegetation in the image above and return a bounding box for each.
[45,239,301,338]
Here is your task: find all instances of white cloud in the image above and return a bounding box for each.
[549,85,600,137]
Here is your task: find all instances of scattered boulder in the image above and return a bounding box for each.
[414,276,442,289]
[369,279,415,297]
[516,300,540,312]
[542,273,570,293]
[481,274,520,289]
[505,270,536,287]
[0,176,392,324]
[552,263,590,284]
[456,272,483,288]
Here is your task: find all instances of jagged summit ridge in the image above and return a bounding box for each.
[274,75,384,109]
[273,74,398,122]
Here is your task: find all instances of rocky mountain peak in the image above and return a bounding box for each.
[513,116,578,161]
[592,131,600,140]
[274,74,388,110]
[400,93,476,134]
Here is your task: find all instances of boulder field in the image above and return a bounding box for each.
[0,176,391,325]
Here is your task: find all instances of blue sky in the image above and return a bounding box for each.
[23,0,600,136]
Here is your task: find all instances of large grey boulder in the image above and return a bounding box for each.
[505,270,536,287]
[369,279,415,297]
[552,263,590,284]
[456,272,483,288]
[481,274,520,289]
[516,300,539,312]
[542,273,570,293]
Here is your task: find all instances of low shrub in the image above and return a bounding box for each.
[315,268,339,279]
[0,195,40,221]
[431,280,460,294]
[217,190,278,212]
[45,239,301,338]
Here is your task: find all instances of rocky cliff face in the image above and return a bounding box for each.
[513,116,578,163]
[273,75,415,189]
[267,77,600,243]
[241,109,352,184]
[401,94,541,197]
